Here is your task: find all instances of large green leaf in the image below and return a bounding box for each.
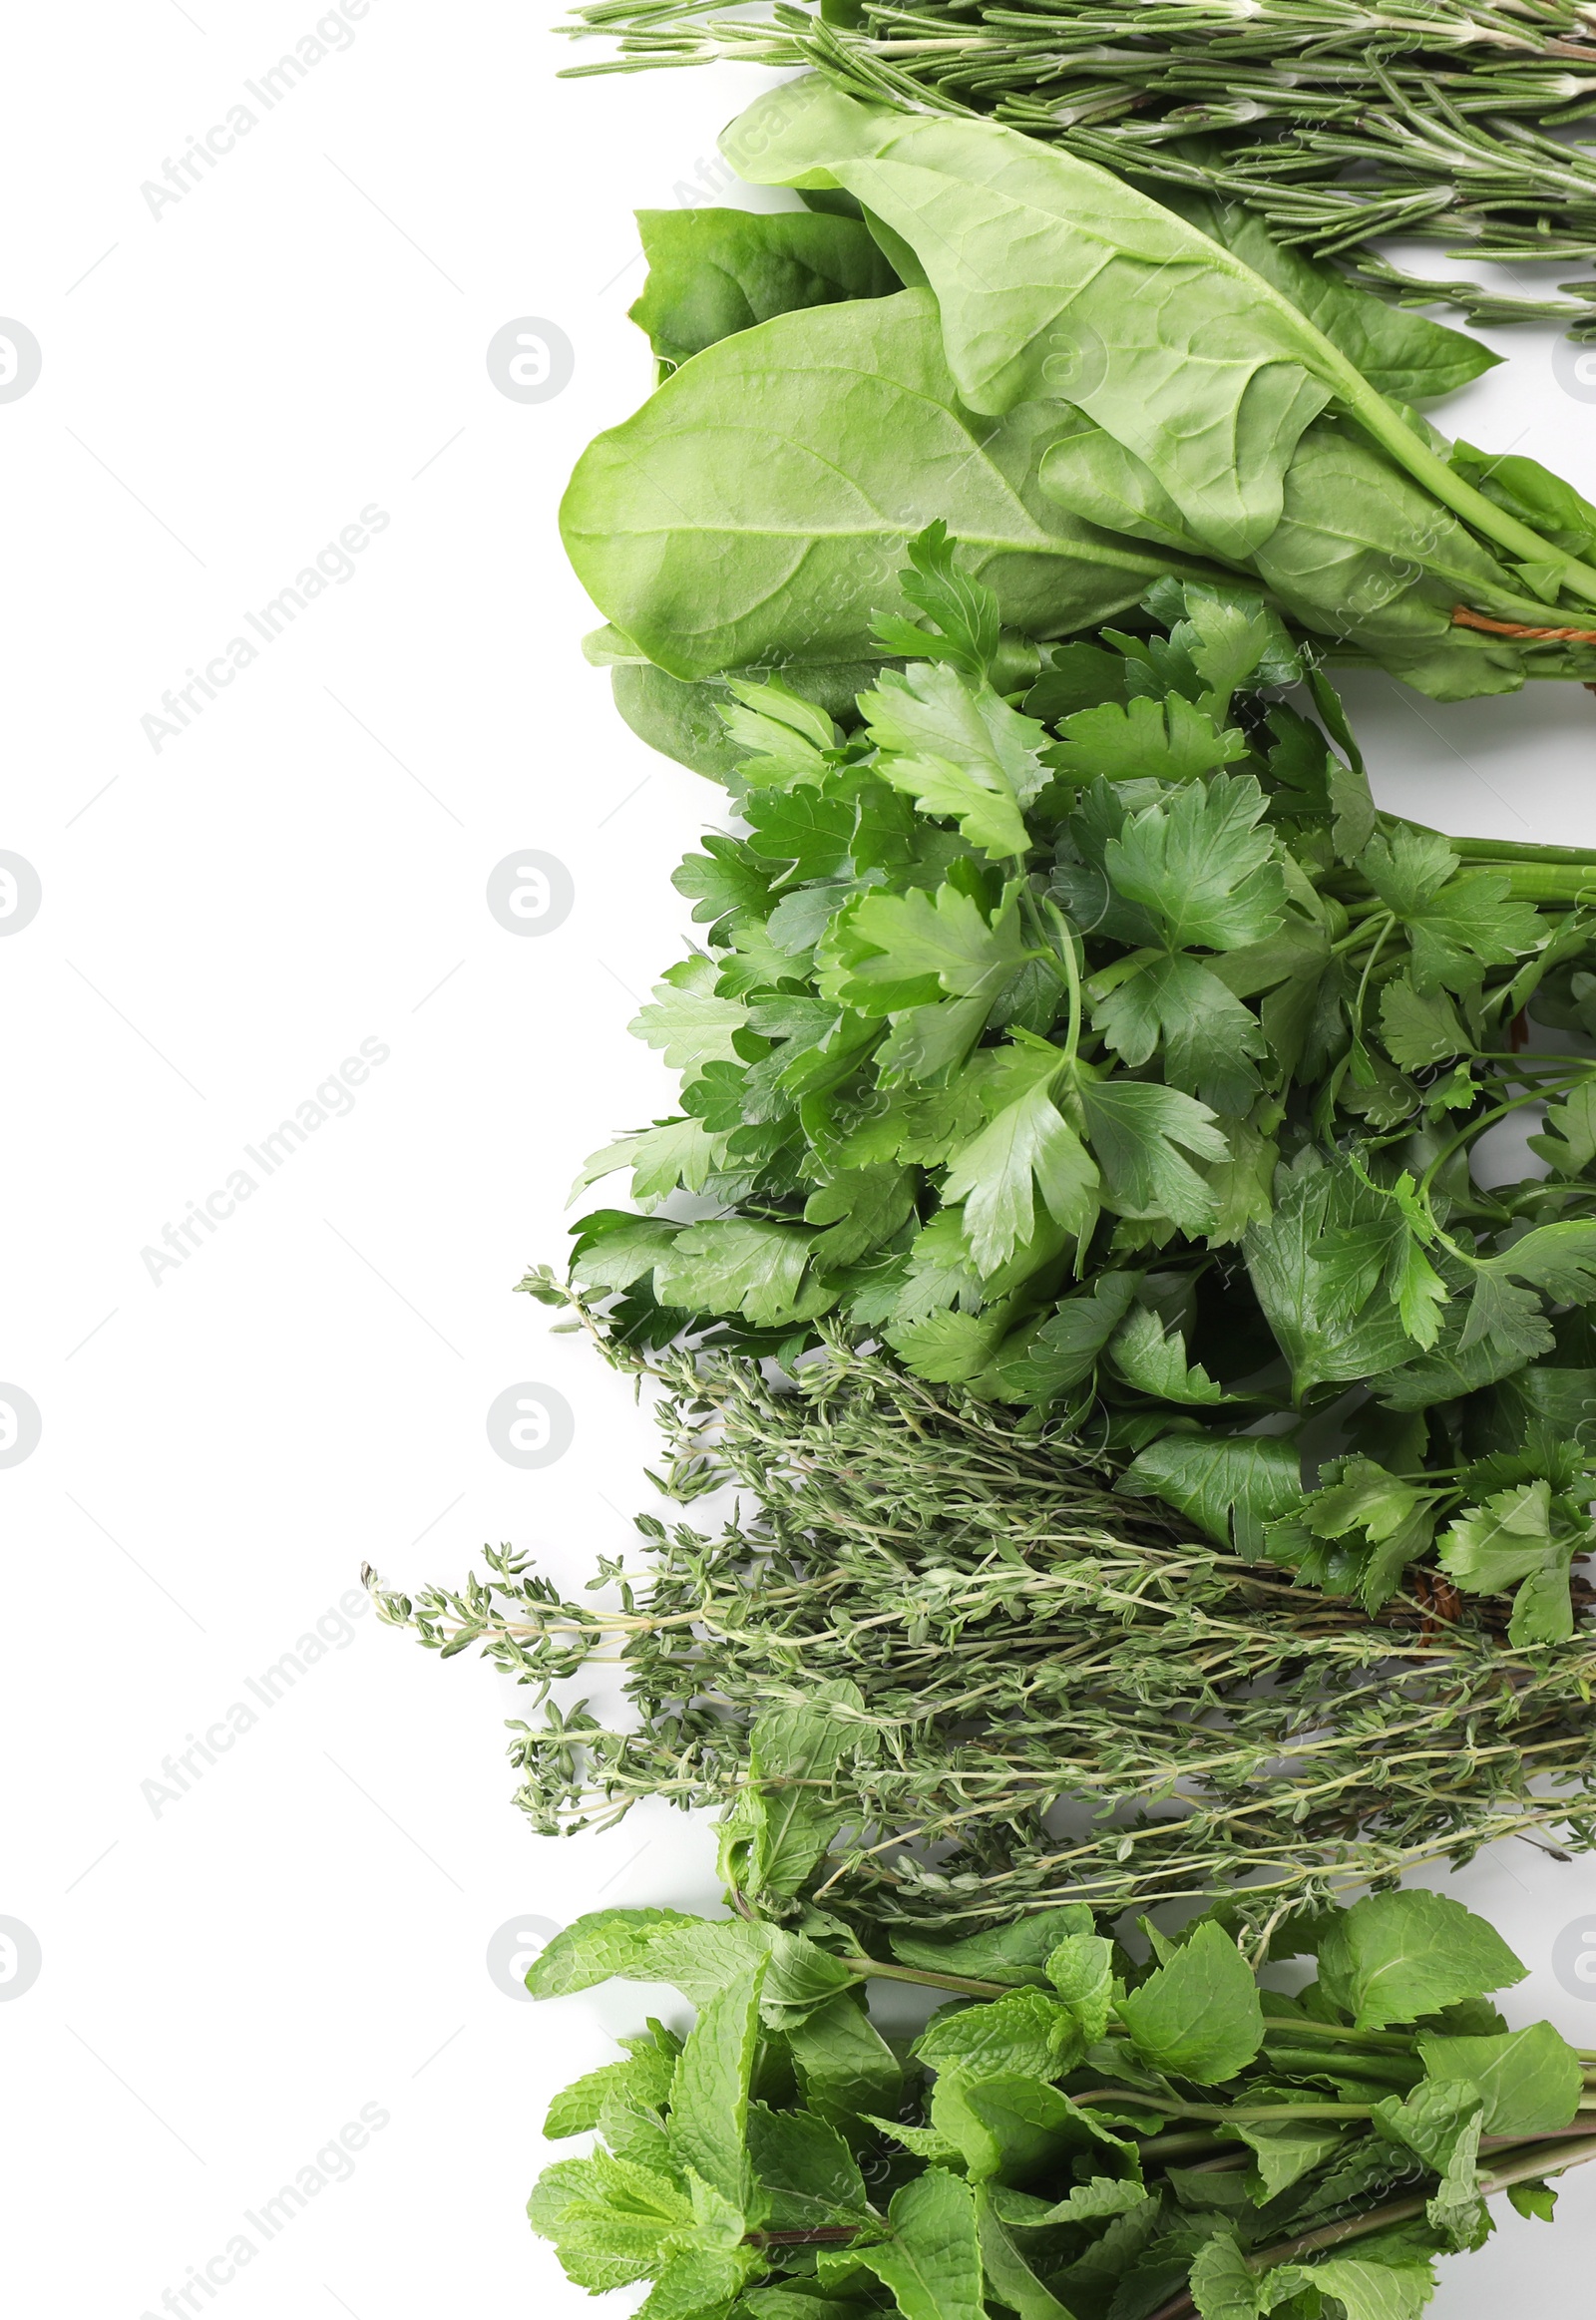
[719,1682,876,1901]
[1316,1890,1525,2032]
[723,83,1376,560]
[1165,189,1498,406]
[1118,1431,1302,1557]
[1419,2020,1582,2135]
[855,2168,986,2320]
[746,2103,872,2232]
[888,1906,1093,1987]
[630,204,900,365]
[667,1957,767,2208]
[563,291,1212,680]
[1244,1165,1416,1401]
[1114,1923,1265,2085]
[788,1991,903,2132]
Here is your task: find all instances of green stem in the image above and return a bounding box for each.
[1419,1074,1593,1203]
[1449,836,1596,867]
[1045,897,1085,1067]
[841,1953,1012,1999]
[1342,382,1596,611]
[1142,2133,1596,2320]
[1496,864,1596,902]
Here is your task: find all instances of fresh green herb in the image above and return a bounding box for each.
[374,523,1596,1930]
[568,83,1596,704]
[551,528,1596,1642]
[523,1874,1596,2320]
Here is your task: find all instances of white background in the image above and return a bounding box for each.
[6,5,1596,2314]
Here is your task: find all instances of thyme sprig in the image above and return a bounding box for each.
[368,1324,1596,1935]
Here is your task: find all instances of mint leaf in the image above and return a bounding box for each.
[527,2149,696,2292]
[1046,1932,1116,2045]
[667,1957,766,2210]
[855,2168,985,2320]
[1277,2254,1434,2319]
[747,2103,871,2231]
[1114,1922,1264,2085]
[788,1992,902,2132]
[1316,1890,1525,2031]
[930,2071,1105,2185]
[720,1683,876,1902]
[1419,2020,1582,2134]
[528,1909,706,2000]
[976,2183,1078,2320]
[888,1906,1093,1988]
[545,2032,677,2137]
[916,1988,1082,2084]
[1186,2234,1261,2319]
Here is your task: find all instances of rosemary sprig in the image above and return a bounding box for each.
[558,0,1596,328]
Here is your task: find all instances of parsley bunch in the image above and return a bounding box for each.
[524,1817,1596,2320]
[564,528,1596,1649]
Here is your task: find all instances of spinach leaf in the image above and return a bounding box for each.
[562,291,1215,681]
[630,204,900,366]
[725,82,1340,558]
[1162,186,1499,406]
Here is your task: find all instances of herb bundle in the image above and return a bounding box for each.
[369,1335,1596,1931]
[376,528,1596,1933]
[378,41,1596,2316]
[560,0,1596,335]
[568,82,1596,704]
[567,534,1596,1651]
[525,1863,1596,2319]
